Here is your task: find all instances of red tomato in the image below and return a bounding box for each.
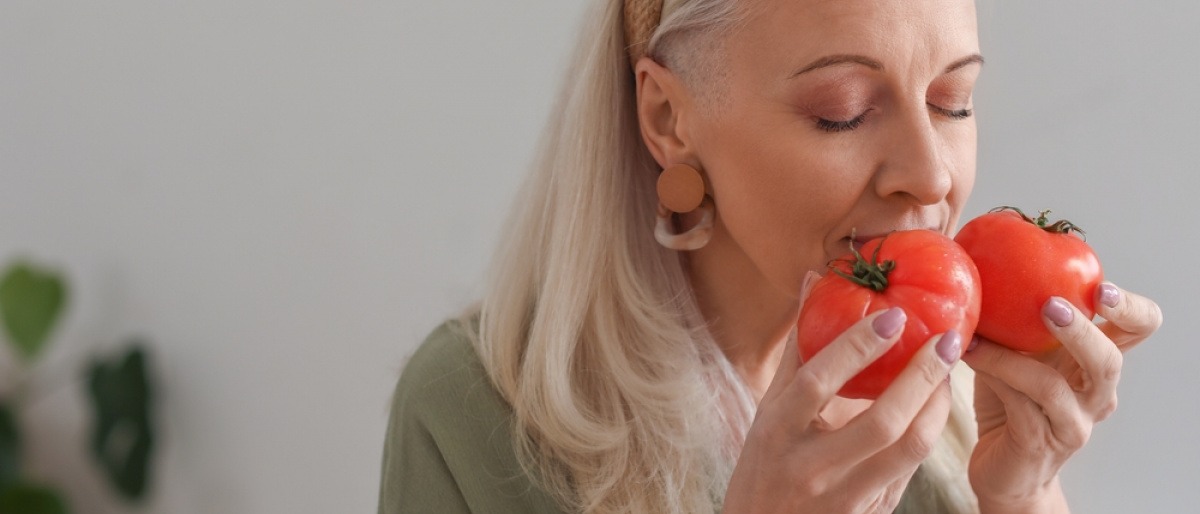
[954,207,1103,353]
[796,229,982,400]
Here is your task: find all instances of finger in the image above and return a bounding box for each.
[1094,283,1163,351]
[834,331,960,457]
[762,271,823,403]
[844,379,953,501]
[1042,297,1123,415]
[961,338,1083,432]
[973,369,1047,438]
[786,307,907,424]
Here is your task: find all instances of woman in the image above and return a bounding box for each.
[379,0,1162,512]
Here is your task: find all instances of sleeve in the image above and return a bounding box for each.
[377,321,563,514]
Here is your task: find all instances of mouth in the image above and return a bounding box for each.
[840,226,942,252]
[842,234,882,253]
[845,236,871,252]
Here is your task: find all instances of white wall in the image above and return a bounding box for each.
[971,2,1200,511]
[1,1,1195,513]
[1,1,590,513]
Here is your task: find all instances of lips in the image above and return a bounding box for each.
[847,236,872,252]
[842,227,942,252]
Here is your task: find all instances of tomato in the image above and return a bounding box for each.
[796,229,982,400]
[954,207,1103,353]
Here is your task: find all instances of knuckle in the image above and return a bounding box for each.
[862,410,906,447]
[1122,295,1163,333]
[902,426,938,461]
[1146,301,1165,331]
[1036,377,1075,410]
[1100,349,1124,383]
[1052,381,1077,408]
[1059,420,1092,449]
[1096,394,1119,422]
[916,352,949,386]
[845,327,884,363]
[793,367,833,400]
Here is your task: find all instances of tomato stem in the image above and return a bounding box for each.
[990,206,1087,240]
[831,231,896,292]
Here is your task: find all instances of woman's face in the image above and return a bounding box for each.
[687,0,982,296]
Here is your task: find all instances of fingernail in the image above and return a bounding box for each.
[936,331,963,364]
[967,335,980,353]
[1098,283,1120,308]
[872,307,907,339]
[1044,297,1074,327]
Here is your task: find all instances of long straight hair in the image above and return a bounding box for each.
[461,0,980,512]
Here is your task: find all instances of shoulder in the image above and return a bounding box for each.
[389,318,506,448]
[395,319,487,407]
[382,319,563,514]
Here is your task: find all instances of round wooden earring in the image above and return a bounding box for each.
[656,163,705,214]
[654,164,713,251]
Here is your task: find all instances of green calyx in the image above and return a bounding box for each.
[991,206,1087,240]
[832,231,895,292]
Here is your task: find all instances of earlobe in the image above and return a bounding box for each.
[633,57,694,169]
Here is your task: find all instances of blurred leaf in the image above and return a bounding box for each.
[87,344,153,501]
[0,483,67,514]
[0,262,66,361]
[0,404,16,487]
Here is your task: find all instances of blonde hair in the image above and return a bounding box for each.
[461,0,980,512]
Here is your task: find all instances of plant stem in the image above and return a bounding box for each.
[831,233,896,292]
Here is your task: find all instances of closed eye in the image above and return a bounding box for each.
[929,103,973,119]
[816,110,871,133]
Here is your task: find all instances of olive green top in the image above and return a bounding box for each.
[377,320,563,514]
[377,320,949,514]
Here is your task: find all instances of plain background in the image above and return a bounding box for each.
[1,0,1196,513]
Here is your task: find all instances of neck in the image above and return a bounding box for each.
[684,221,800,401]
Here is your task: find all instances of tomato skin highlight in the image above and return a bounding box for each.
[796,230,982,400]
[954,209,1103,354]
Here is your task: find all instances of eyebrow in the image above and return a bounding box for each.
[790,53,985,78]
[792,54,883,77]
[944,53,985,74]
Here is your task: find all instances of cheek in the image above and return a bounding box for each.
[945,123,978,229]
[700,120,871,290]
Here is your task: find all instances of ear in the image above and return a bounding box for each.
[634,57,697,170]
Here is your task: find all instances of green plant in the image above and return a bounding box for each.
[0,260,156,514]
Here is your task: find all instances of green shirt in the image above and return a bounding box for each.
[378,320,563,514]
[378,321,951,514]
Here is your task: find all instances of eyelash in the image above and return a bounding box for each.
[815,112,868,133]
[929,104,974,119]
[815,104,973,133]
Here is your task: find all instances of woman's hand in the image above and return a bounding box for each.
[962,282,1162,513]
[723,304,964,514]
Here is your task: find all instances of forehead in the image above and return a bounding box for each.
[732,0,979,71]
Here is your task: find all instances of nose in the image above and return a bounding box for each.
[873,110,954,206]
